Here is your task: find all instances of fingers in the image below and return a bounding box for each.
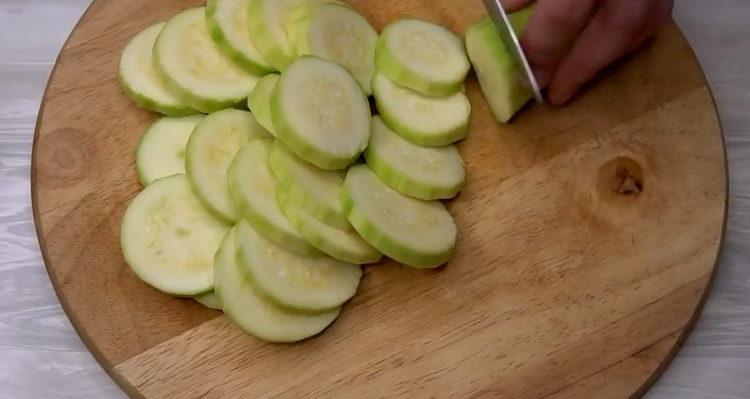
[519,0,601,86]
[547,0,674,105]
[500,0,535,12]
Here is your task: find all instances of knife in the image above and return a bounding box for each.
[481,0,544,103]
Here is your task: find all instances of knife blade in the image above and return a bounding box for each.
[481,0,544,103]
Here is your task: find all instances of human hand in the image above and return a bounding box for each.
[502,0,674,105]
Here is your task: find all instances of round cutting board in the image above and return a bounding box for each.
[32,1,726,398]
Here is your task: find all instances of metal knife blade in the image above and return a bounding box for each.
[481,0,544,103]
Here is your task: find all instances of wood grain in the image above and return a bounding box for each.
[0,1,125,397]
[29,0,726,398]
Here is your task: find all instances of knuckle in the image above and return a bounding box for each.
[611,0,673,32]
[604,0,673,48]
[651,0,675,25]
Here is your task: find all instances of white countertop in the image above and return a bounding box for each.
[1,1,748,397]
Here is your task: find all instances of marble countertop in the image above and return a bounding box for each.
[1,1,748,397]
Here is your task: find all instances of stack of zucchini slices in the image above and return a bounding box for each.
[117,0,527,343]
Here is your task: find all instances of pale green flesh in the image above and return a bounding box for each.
[342,165,456,269]
[373,73,470,147]
[227,139,320,256]
[271,56,371,170]
[206,0,274,75]
[194,291,222,310]
[269,140,350,229]
[136,115,204,186]
[290,3,378,95]
[365,116,465,200]
[186,109,272,223]
[214,227,340,343]
[247,74,279,136]
[376,18,470,97]
[286,0,351,57]
[154,7,260,113]
[118,22,196,116]
[466,16,534,123]
[249,0,309,71]
[277,187,381,264]
[120,175,229,296]
[236,220,362,313]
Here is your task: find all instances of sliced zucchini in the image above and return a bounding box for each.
[247,73,279,136]
[186,109,272,223]
[206,0,274,75]
[194,291,222,310]
[269,140,350,229]
[286,0,350,54]
[227,139,320,256]
[289,3,378,95]
[154,7,260,113]
[365,116,465,200]
[136,115,204,186]
[466,14,534,123]
[277,188,381,264]
[271,56,371,170]
[120,174,229,295]
[342,165,456,269]
[287,0,349,24]
[215,227,340,343]
[373,73,470,147]
[118,22,197,116]
[236,220,362,313]
[375,19,470,97]
[248,0,308,71]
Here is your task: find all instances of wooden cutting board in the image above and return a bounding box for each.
[31,0,727,398]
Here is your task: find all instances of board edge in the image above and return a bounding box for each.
[626,19,730,399]
[28,8,729,399]
[30,2,150,398]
